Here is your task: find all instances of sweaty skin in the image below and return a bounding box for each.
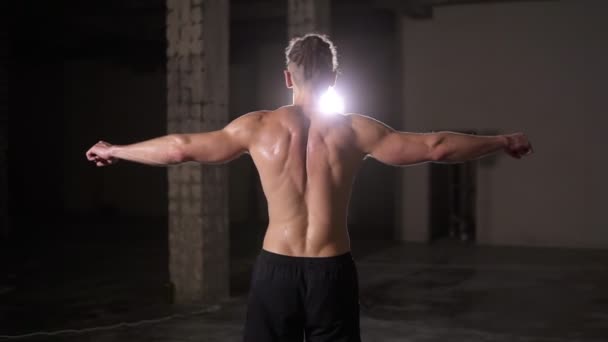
[86,63,533,257]
[86,105,532,257]
[248,107,363,257]
[231,108,531,257]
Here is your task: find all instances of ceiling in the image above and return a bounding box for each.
[372,0,557,18]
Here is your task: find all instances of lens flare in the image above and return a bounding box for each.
[319,87,344,114]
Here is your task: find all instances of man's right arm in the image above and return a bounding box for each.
[86,111,264,167]
[351,114,532,166]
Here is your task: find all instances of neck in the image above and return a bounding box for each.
[292,85,326,110]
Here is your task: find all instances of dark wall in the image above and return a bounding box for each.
[9,1,167,237]
[10,2,65,233]
[0,1,8,237]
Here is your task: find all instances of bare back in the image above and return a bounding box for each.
[249,106,365,257]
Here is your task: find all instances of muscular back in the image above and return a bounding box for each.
[248,106,366,257]
[86,90,523,256]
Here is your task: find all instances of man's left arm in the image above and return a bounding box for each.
[428,131,533,163]
[351,114,533,166]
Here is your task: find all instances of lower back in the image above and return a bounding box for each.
[262,220,351,257]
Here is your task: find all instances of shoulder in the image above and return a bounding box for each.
[237,107,298,124]
[342,113,397,154]
[230,110,268,126]
[345,113,393,136]
[225,110,269,132]
[222,111,270,148]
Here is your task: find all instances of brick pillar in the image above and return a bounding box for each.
[287,0,330,38]
[166,0,229,304]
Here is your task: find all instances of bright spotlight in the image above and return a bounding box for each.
[319,87,344,114]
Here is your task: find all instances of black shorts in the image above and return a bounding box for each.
[244,249,361,342]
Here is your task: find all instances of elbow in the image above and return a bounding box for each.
[429,146,448,162]
[168,134,190,164]
[428,133,448,162]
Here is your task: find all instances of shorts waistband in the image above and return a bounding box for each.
[258,249,353,265]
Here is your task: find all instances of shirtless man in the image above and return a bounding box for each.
[86,34,532,342]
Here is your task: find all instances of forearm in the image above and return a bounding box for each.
[110,134,186,166]
[432,132,507,163]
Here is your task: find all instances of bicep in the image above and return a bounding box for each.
[180,129,246,164]
[353,115,436,166]
[369,131,436,166]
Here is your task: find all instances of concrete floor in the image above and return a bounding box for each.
[2,240,608,341]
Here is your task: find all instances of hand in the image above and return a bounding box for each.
[86,141,118,167]
[503,133,533,159]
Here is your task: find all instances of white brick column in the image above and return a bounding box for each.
[166,0,229,304]
[288,0,331,38]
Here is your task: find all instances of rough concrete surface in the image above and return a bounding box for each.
[2,240,607,341]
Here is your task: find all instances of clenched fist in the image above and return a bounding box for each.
[504,133,533,159]
[86,141,118,167]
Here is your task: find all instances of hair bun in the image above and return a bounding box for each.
[285,33,338,81]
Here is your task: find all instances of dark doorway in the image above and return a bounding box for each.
[429,133,477,242]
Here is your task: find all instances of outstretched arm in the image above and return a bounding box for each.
[86,111,263,167]
[351,114,532,166]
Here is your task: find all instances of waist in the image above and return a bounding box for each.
[258,248,354,266]
[262,223,351,257]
